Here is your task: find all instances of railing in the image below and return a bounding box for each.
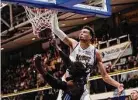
[1,67,138,99]
[98,35,130,49]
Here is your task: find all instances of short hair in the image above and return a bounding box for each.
[83,26,95,38]
[132,90,138,93]
[69,61,87,77]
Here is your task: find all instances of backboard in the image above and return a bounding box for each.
[1,0,111,17]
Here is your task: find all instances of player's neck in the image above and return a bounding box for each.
[80,41,90,49]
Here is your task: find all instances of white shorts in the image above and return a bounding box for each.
[56,87,91,100]
[56,72,92,100]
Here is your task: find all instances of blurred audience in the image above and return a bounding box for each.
[1,37,138,100]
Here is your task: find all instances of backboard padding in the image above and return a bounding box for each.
[1,0,111,17]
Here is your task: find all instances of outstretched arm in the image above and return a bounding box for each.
[96,50,124,95]
[34,55,71,90]
[52,13,78,49]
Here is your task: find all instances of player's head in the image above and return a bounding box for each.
[130,90,138,100]
[38,28,52,39]
[69,61,87,78]
[79,26,94,42]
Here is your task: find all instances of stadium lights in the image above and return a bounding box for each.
[1,48,4,50]
[83,17,87,20]
[61,23,66,26]
[32,38,36,41]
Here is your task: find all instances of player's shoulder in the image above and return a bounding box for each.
[89,44,100,56]
[89,44,97,50]
[68,38,78,48]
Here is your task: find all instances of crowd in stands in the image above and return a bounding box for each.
[1,37,138,100]
[2,57,37,94]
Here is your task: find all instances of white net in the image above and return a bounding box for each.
[24,6,57,37]
[0,3,8,8]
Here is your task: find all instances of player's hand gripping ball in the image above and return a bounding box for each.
[38,28,52,39]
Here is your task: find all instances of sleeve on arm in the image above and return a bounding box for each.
[44,72,67,90]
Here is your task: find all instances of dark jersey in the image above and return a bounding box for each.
[45,72,86,100]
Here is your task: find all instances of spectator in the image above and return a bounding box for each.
[127,56,135,68]
[37,73,45,88]
[35,91,44,100]
[130,90,138,100]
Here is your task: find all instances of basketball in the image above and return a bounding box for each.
[38,28,52,39]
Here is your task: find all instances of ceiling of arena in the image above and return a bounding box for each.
[1,0,138,52]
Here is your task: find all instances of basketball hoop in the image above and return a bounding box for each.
[24,6,57,38]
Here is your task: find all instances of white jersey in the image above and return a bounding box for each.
[69,42,96,74]
[57,42,96,100]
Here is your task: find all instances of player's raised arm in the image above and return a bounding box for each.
[51,13,78,49]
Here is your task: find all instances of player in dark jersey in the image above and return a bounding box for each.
[34,47,88,100]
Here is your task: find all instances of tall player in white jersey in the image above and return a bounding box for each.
[51,14,124,100]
